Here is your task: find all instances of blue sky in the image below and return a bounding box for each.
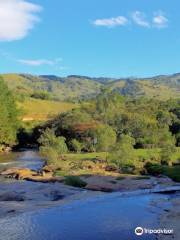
[0,0,180,77]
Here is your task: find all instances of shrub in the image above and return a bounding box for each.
[70,139,83,153]
[40,146,59,165]
[64,176,87,188]
[144,162,163,176]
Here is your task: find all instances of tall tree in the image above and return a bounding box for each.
[0,78,19,147]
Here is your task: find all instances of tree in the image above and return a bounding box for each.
[108,135,136,172]
[0,78,19,148]
[93,125,117,152]
[38,128,68,165]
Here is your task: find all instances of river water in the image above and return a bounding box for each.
[0,150,44,171]
[0,150,178,240]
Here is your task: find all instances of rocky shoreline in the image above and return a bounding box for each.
[0,165,180,219]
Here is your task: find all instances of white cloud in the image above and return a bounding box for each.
[131,11,150,27]
[18,58,62,66]
[0,0,42,41]
[153,12,168,28]
[93,16,128,27]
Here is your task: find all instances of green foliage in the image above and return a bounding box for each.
[39,128,68,165]
[0,77,19,147]
[64,176,87,188]
[91,125,117,152]
[70,139,83,153]
[40,147,59,165]
[108,135,136,172]
[39,128,68,154]
[163,166,180,182]
[160,144,176,165]
[144,162,163,176]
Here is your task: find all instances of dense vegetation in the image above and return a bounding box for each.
[0,78,19,150]
[0,73,179,181]
[36,89,180,177]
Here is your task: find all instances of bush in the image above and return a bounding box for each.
[40,146,59,165]
[144,162,163,176]
[70,139,83,153]
[64,176,87,188]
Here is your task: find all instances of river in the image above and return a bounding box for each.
[0,150,179,240]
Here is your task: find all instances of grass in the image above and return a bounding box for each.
[17,97,78,121]
[135,147,180,163]
[54,149,180,179]
[63,152,107,162]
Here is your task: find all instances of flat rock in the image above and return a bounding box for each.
[1,168,37,180]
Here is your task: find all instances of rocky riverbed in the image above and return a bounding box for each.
[0,150,180,239]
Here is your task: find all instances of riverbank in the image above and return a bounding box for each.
[158,192,180,240]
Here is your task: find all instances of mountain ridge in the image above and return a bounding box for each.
[1,73,180,101]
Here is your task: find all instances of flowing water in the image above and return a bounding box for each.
[0,150,179,240]
[0,149,44,171]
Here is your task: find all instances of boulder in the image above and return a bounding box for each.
[1,168,37,180]
[25,175,64,183]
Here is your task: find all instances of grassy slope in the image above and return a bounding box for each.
[1,74,102,101]
[1,73,180,101]
[18,98,78,121]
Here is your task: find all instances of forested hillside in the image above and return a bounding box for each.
[1,73,180,101]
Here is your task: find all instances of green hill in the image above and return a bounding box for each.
[1,73,180,101]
